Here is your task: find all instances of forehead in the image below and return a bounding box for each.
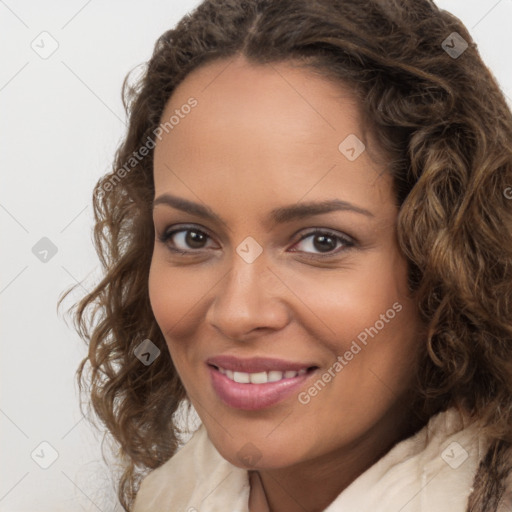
[160,55,362,146]
[153,56,393,214]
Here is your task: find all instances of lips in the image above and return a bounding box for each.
[206,355,319,410]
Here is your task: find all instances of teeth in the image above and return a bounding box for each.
[233,371,250,383]
[249,371,268,384]
[268,371,284,382]
[216,366,309,384]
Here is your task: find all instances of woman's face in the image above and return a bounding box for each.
[149,56,423,471]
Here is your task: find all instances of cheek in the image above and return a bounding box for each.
[148,254,223,363]
[148,257,205,341]
[278,254,412,346]
[339,291,420,403]
[147,259,200,385]
[286,253,420,397]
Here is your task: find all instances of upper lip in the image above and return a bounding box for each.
[206,355,318,373]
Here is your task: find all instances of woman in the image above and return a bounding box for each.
[60,0,512,510]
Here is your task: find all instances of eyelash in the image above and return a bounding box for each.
[157,224,355,259]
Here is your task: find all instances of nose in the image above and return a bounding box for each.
[205,252,291,341]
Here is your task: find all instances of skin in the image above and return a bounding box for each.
[149,55,425,512]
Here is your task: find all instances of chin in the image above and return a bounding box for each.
[215,436,305,471]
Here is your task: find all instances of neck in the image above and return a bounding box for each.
[252,400,427,512]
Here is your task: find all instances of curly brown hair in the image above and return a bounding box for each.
[58,0,512,510]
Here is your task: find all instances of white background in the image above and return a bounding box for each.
[1,1,511,510]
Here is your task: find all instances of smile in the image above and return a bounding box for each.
[207,363,318,410]
[213,366,308,383]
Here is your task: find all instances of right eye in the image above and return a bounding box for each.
[158,225,218,254]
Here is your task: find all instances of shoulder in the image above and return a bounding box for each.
[326,407,491,512]
[132,423,250,512]
[398,407,492,511]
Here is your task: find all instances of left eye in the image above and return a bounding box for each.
[290,230,353,256]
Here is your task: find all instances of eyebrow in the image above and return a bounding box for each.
[152,193,374,226]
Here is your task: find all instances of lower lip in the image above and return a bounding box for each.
[208,365,316,410]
